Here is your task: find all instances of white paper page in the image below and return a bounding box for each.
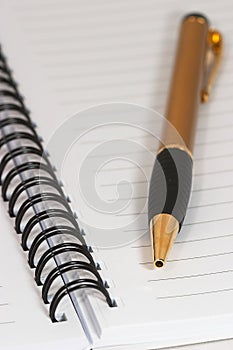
[0,201,88,350]
[0,0,232,349]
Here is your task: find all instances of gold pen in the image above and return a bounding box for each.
[148,13,223,268]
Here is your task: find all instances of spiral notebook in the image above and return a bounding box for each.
[0,0,233,349]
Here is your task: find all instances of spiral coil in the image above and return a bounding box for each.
[0,46,115,322]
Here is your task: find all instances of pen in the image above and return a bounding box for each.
[148,13,223,268]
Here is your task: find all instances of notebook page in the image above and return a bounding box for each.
[0,0,233,349]
[0,199,88,350]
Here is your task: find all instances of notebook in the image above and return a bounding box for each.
[0,0,233,349]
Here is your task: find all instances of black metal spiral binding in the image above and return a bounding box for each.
[42,261,104,304]
[8,176,65,217]
[21,209,81,250]
[50,279,113,322]
[2,161,56,200]
[0,46,115,322]
[0,146,50,183]
[0,131,43,150]
[35,242,96,285]
[28,225,87,268]
[15,192,73,234]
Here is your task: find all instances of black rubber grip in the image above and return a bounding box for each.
[148,147,193,230]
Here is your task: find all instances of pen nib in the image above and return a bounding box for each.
[150,214,179,268]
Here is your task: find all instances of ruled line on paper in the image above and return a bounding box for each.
[82,138,233,161]
[102,180,147,187]
[74,131,233,148]
[44,63,172,80]
[39,48,163,65]
[169,250,233,262]
[188,200,233,210]
[194,137,233,147]
[13,0,175,15]
[148,269,233,282]
[131,233,233,249]
[55,165,233,182]
[12,0,231,16]
[192,184,233,193]
[114,200,233,213]
[195,153,233,161]
[26,37,165,52]
[116,215,233,229]
[15,1,182,21]
[139,250,233,265]
[101,167,233,187]
[124,228,147,233]
[22,15,173,30]
[26,26,174,46]
[156,288,233,300]
[51,82,167,94]
[104,198,233,211]
[68,120,233,146]
[183,216,233,227]
[0,321,15,325]
[123,215,231,232]
[139,261,157,265]
[195,168,233,177]
[58,93,160,106]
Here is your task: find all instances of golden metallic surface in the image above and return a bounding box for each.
[164,15,209,152]
[150,214,179,268]
[157,144,193,159]
[201,29,223,103]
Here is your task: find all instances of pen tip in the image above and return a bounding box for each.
[154,259,164,268]
[150,214,179,269]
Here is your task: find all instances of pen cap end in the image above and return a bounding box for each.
[183,12,209,25]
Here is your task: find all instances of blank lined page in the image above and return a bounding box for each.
[0,0,233,349]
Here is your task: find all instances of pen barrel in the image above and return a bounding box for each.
[148,147,192,229]
[164,14,209,151]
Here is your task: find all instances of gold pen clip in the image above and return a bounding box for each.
[201,28,223,103]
